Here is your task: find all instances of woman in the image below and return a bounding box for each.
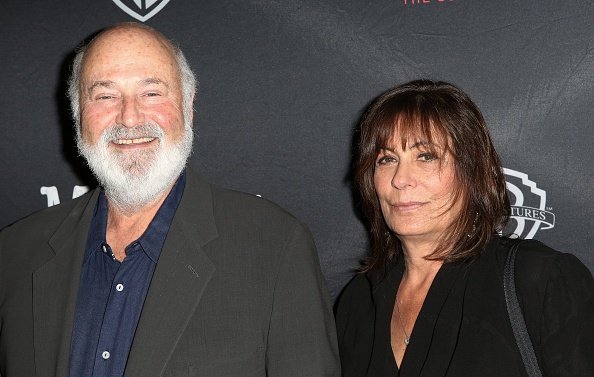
[335,80,594,377]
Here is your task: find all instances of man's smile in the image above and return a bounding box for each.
[112,137,156,145]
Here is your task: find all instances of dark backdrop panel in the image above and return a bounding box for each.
[1,0,592,299]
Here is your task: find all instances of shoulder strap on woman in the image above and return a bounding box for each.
[503,239,544,377]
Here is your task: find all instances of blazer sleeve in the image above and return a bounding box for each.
[516,242,594,377]
[265,222,341,377]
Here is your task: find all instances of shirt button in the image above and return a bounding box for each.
[102,245,107,253]
[116,283,124,292]
[102,351,110,360]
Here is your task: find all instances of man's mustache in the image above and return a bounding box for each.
[101,123,164,142]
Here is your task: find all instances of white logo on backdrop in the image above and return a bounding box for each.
[112,0,170,22]
[40,186,90,207]
[503,168,555,239]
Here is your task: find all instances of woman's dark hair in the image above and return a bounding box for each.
[355,79,510,271]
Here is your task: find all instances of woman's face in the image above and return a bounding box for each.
[373,130,462,248]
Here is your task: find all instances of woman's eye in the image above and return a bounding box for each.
[418,152,437,161]
[376,156,396,165]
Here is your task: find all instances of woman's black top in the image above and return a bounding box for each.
[335,237,594,377]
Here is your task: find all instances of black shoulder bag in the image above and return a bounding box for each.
[503,241,544,377]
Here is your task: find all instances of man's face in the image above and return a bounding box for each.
[76,27,192,213]
[79,27,186,165]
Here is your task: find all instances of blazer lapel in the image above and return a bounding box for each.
[124,172,218,377]
[32,189,99,377]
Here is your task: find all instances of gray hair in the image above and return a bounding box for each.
[67,26,197,130]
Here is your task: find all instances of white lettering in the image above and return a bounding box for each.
[40,185,91,207]
[40,186,60,207]
[72,185,90,199]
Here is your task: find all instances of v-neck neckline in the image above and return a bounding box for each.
[367,254,469,376]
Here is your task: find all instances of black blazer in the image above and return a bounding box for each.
[0,171,340,377]
[335,237,594,377]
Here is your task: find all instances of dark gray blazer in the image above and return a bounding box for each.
[0,171,340,377]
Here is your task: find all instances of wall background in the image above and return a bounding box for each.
[1,0,592,299]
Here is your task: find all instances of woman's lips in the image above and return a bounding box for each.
[391,201,426,212]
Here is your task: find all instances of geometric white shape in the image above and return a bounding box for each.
[112,0,171,22]
[503,168,555,239]
[503,168,546,210]
[72,185,90,199]
[40,186,60,207]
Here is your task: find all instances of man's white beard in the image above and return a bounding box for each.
[77,122,193,214]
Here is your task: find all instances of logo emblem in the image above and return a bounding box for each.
[503,168,555,239]
[112,0,171,22]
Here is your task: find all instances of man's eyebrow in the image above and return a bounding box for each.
[139,77,168,87]
[87,78,168,93]
[87,80,115,93]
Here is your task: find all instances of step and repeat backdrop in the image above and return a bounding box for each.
[1,0,592,299]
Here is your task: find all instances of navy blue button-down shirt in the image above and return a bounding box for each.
[70,172,186,377]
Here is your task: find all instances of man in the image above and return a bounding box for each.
[0,23,339,377]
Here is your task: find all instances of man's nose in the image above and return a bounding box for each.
[116,96,144,127]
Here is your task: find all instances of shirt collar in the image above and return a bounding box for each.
[86,170,187,263]
[86,190,109,257]
[138,171,186,262]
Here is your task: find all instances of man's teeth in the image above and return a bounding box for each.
[113,137,155,145]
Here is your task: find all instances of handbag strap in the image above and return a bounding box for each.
[503,240,544,377]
